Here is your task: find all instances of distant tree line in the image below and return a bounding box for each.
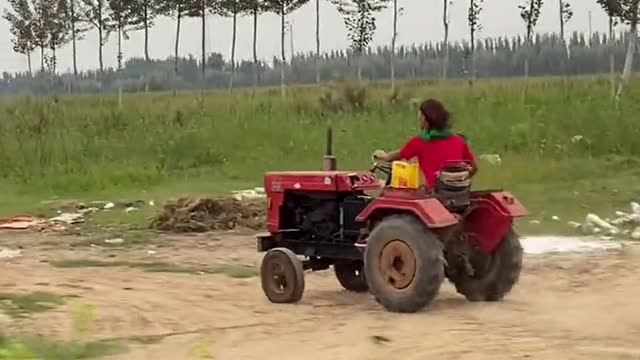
[2,0,640,96]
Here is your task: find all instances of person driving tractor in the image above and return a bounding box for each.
[373,99,477,189]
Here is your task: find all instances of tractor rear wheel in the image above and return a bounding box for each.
[260,248,305,303]
[448,230,523,302]
[364,215,445,313]
[334,261,368,292]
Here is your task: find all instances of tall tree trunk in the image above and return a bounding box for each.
[608,12,615,98]
[52,44,57,74]
[315,0,320,83]
[40,46,45,73]
[27,52,32,77]
[442,0,449,80]
[98,3,104,74]
[280,10,286,98]
[357,49,362,81]
[609,15,614,45]
[610,52,616,99]
[470,37,476,80]
[617,20,638,97]
[558,0,564,43]
[175,10,182,88]
[71,0,78,76]
[289,22,294,63]
[229,11,237,91]
[391,0,397,90]
[144,2,150,61]
[252,7,259,88]
[117,25,123,70]
[469,0,475,80]
[201,0,206,82]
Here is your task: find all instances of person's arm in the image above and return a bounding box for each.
[462,141,478,177]
[373,137,418,162]
[373,149,402,162]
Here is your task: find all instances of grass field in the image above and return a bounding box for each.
[1,76,640,233]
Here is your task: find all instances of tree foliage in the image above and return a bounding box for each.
[519,0,543,43]
[331,0,388,54]
[467,0,482,34]
[561,1,573,24]
[597,0,639,24]
[3,0,37,58]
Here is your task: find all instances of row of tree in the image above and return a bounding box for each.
[2,31,638,95]
[3,0,640,96]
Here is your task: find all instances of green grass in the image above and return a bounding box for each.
[1,77,639,235]
[0,292,65,318]
[0,335,125,360]
[50,259,258,278]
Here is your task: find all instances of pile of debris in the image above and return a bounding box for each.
[151,197,266,233]
[0,199,153,233]
[568,202,640,240]
[0,213,85,233]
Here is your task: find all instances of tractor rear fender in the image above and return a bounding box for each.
[472,191,528,218]
[356,197,459,229]
[463,191,528,253]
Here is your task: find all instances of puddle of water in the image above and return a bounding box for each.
[521,236,623,255]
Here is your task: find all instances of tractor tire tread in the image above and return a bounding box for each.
[364,214,445,313]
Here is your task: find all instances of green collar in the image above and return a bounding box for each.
[418,128,453,142]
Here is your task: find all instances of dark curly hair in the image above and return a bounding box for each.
[419,99,450,131]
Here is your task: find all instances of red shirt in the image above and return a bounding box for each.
[399,134,475,188]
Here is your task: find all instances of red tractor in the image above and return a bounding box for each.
[257,128,527,313]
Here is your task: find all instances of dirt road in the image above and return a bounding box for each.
[1,231,640,359]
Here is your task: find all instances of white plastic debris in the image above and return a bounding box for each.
[125,207,138,213]
[232,187,267,201]
[552,216,560,221]
[632,227,640,240]
[585,214,618,234]
[78,207,99,215]
[149,200,155,206]
[529,220,541,225]
[104,238,124,245]
[479,154,502,165]
[147,250,157,255]
[0,248,22,259]
[104,202,115,210]
[572,202,640,239]
[570,135,584,143]
[49,213,85,224]
[567,221,582,229]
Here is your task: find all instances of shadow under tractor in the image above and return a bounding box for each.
[257,128,527,313]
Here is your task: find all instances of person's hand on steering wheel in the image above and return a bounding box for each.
[372,149,388,162]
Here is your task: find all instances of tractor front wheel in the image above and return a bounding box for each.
[448,230,523,302]
[364,215,445,313]
[334,261,368,292]
[260,248,305,303]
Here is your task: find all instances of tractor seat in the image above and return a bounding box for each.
[434,164,472,211]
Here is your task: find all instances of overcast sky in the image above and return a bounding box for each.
[1,0,614,74]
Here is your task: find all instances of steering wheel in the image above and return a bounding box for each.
[369,161,392,186]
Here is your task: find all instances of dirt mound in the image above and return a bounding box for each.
[151,197,266,233]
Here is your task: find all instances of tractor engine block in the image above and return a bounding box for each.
[281,192,371,243]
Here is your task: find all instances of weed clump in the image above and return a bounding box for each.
[151,197,265,233]
[318,79,368,113]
